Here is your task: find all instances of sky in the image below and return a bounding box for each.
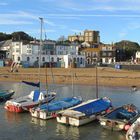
[1,0,140,44]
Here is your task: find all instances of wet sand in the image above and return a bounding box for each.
[0,67,140,87]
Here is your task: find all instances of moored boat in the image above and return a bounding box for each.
[56,97,112,127]
[4,90,56,113]
[0,89,15,101]
[30,96,82,119]
[126,117,140,140]
[131,86,137,92]
[99,104,139,131]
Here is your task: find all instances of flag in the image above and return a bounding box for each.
[22,81,40,87]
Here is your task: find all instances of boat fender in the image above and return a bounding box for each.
[51,112,56,118]
[106,108,111,114]
[124,124,130,131]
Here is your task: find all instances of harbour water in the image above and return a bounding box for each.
[0,82,140,140]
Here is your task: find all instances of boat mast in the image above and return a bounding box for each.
[72,70,74,97]
[45,64,48,92]
[39,17,43,92]
[95,59,98,98]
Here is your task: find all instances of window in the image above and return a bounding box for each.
[77,57,79,63]
[105,58,108,63]
[42,57,45,61]
[89,37,93,41]
[16,49,20,53]
[51,57,54,62]
[27,45,31,48]
[57,58,59,62]
[17,57,20,61]
[73,57,76,63]
[85,37,89,41]
[108,52,112,56]
[27,50,32,54]
[102,52,106,56]
[89,32,92,36]
[88,52,91,56]
[36,57,39,60]
[27,57,30,61]
[93,54,97,57]
[85,32,88,36]
[50,51,54,55]
[80,58,83,64]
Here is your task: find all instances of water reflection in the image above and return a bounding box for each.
[5,111,22,123]
[31,117,47,127]
[56,124,80,140]
[100,128,126,140]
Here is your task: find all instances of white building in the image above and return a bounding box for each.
[135,51,140,64]
[12,41,85,68]
[100,44,116,64]
[56,45,79,55]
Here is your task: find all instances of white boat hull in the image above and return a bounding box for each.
[57,114,96,126]
[31,110,54,120]
[126,117,140,140]
[30,97,83,120]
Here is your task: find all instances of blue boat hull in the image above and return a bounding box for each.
[0,90,15,101]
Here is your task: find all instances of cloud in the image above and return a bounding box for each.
[42,0,140,12]
[0,19,33,25]
[26,29,56,34]
[17,11,56,26]
[119,31,127,38]
[46,14,140,18]
[0,11,56,26]
[127,23,140,30]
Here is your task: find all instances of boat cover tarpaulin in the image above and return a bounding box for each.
[38,97,82,112]
[106,107,136,120]
[22,81,40,87]
[73,98,111,116]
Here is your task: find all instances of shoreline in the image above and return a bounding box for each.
[0,67,140,88]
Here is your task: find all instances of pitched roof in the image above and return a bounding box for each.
[0,39,12,48]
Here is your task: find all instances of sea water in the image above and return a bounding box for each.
[0,82,140,140]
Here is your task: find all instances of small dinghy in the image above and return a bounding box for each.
[5,90,56,113]
[100,104,139,131]
[131,86,137,92]
[30,96,83,120]
[126,117,140,140]
[0,89,15,101]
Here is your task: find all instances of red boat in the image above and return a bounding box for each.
[5,90,56,113]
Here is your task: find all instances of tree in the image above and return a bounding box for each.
[0,32,12,41]
[115,40,140,60]
[57,35,66,42]
[12,31,34,42]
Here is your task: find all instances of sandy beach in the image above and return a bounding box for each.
[0,67,140,88]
